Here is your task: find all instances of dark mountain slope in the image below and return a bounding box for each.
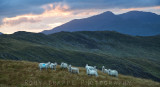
[0,31,160,81]
[42,11,160,36]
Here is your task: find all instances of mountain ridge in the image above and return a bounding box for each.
[42,11,160,36]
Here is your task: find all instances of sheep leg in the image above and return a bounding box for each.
[78,70,79,74]
[54,67,56,71]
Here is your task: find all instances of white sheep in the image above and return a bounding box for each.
[85,64,93,73]
[102,66,109,74]
[39,62,50,70]
[85,64,98,77]
[87,67,98,77]
[102,66,118,77]
[60,62,68,69]
[85,64,97,70]
[85,64,94,70]
[49,62,57,70]
[68,65,79,74]
[108,69,118,77]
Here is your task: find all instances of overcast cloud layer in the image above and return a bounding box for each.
[0,0,160,34]
[0,0,160,16]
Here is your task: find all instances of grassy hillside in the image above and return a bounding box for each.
[0,59,160,87]
[0,31,160,82]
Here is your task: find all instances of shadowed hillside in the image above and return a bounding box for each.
[42,11,160,36]
[0,31,160,82]
[0,59,160,87]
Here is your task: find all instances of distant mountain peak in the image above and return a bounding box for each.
[125,10,157,15]
[97,11,115,17]
[120,11,158,17]
[42,11,160,36]
[102,11,114,15]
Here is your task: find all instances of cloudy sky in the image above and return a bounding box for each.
[0,0,160,34]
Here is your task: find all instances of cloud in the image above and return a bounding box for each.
[0,2,102,34]
[1,3,70,26]
[64,0,160,9]
[0,0,62,17]
[3,16,41,26]
[0,0,160,17]
[122,6,160,11]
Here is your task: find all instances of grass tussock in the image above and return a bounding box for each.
[0,59,159,87]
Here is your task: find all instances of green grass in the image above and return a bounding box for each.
[0,59,160,87]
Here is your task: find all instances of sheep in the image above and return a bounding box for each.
[85,64,98,77]
[85,64,97,70]
[94,66,97,71]
[108,69,118,77]
[60,62,68,69]
[39,62,50,71]
[49,62,57,70]
[102,66,118,77]
[85,64,94,70]
[87,67,98,77]
[85,64,93,73]
[85,64,91,69]
[68,65,79,74]
[102,66,109,74]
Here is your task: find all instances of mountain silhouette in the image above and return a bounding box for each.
[42,11,160,36]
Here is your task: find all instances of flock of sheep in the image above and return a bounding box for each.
[39,62,118,77]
